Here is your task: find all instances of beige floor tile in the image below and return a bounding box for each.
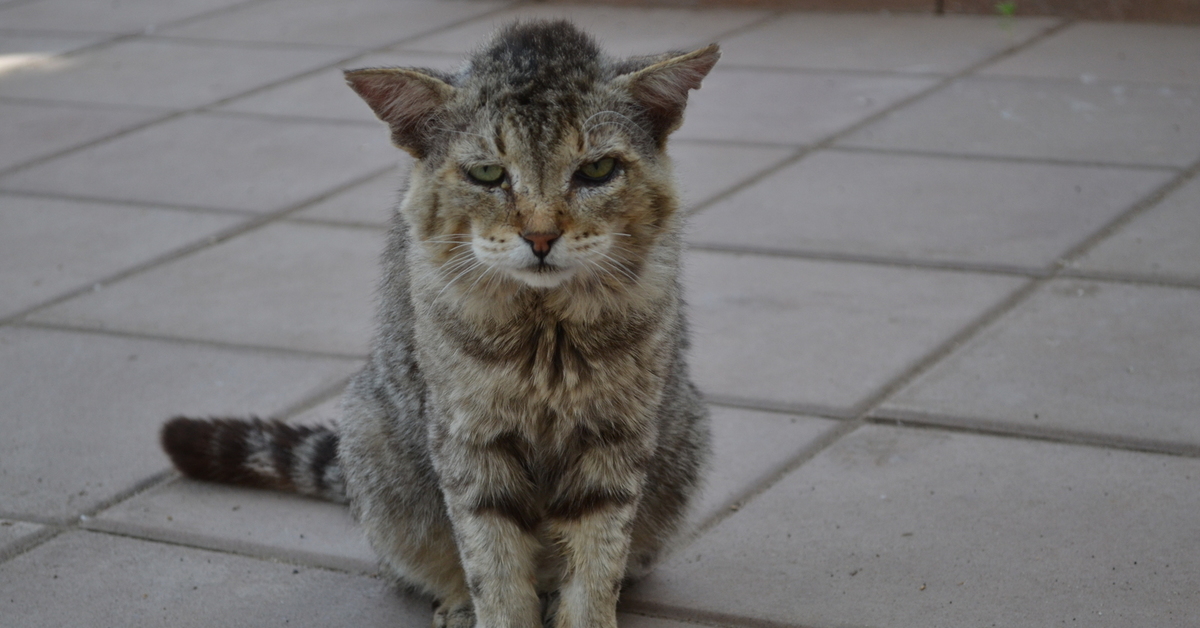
[0,113,400,212]
[91,479,375,573]
[290,166,407,226]
[684,250,1025,412]
[689,149,1172,269]
[721,13,1056,74]
[982,22,1200,85]
[0,38,347,109]
[881,279,1200,447]
[0,0,249,34]
[161,0,508,48]
[840,77,1200,167]
[675,68,937,145]
[671,141,795,210]
[396,5,769,57]
[29,222,383,355]
[1070,175,1200,283]
[695,408,836,526]
[0,532,428,627]
[0,100,163,172]
[629,425,1200,627]
[0,520,43,555]
[0,195,243,320]
[0,327,358,520]
[215,51,462,122]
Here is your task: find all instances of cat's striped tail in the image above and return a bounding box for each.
[160,417,347,503]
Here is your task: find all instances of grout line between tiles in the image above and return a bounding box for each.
[688,242,1051,278]
[12,320,367,362]
[1056,156,1200,268]
[868,411,1200,458]
[0,526,67,567]
[0,163,396,327]
[1056,268,1200,290]
[703,394,851,421]
[826,143,1184,172]
[622,598,824,628]
[78,516,379,575]
[0,187,259,216]
[67,523,384,577]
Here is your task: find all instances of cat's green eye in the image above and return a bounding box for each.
[467,164,506,185]
[575,157,617,184]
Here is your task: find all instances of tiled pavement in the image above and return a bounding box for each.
[2,1,1199,626]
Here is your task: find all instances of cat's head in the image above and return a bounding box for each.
[346,20,718,292]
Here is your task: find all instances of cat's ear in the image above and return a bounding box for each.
[619,44,720,144]
[345,67,455,158]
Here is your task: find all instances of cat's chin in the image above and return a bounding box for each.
[508,266,576,289]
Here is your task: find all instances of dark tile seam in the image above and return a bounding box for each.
[684,18,1074,220]
[620,600,826,628]
[139,32,366,53]
[0,94,173,114]
[201,107,381,129]
[688,243,1200,291]
[79,516,380,575]
[43,523,387,577]
[670,137,807,150]
[0,526,67,567]
[703,393,852,421]
[1055,157,1200,267]
[0,163,395,327]
[0,188,261,217]
[712,62,948,79]
[1057,268,1200,290]
[283,216,389,232]
[687,242,1053,279]
[967,70,1200,91]
[826,143,1183,172]
[868,410,1200,458]
[12,320,368,362]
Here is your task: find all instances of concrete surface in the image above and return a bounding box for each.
[1,2,1197,627]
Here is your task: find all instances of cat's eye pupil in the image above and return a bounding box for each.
[467,164,505,185]
[576,158,616,183]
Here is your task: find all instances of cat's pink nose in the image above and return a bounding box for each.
[522,232,560,259]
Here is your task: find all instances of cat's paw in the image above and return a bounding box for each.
[432,599,476,628]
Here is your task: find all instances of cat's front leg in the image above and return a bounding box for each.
[544,449,647,628]
[435,427,543,628]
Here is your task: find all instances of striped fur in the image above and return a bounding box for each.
[161,20,717,628]
[161,417,345,503]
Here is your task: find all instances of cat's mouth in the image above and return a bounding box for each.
[508,262,575,288]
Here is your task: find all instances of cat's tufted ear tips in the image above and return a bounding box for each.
[622,44,720,145]
[345,67,455,158]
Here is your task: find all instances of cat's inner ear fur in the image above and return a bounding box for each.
[619,44,720,145]
[344,67,455,158]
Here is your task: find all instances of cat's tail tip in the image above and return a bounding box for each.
[160,416,348,503]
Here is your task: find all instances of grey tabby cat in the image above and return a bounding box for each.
[162,20,718,628]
